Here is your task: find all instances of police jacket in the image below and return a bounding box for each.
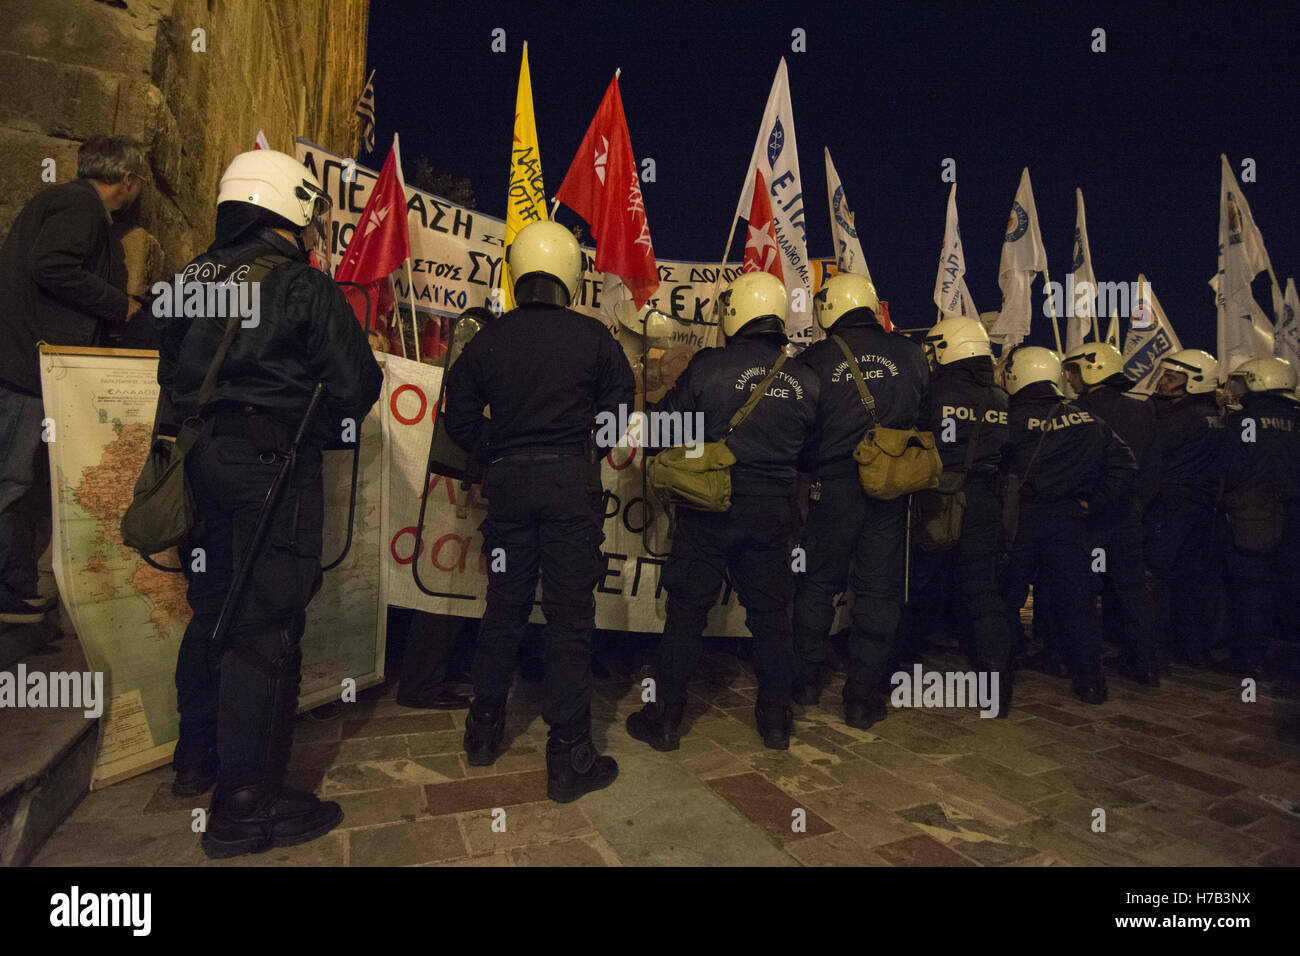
[445,303,634,462]
[793,314,930,476]
[927,356,1008,477]
[1223,392,1300,502]
[1072,375,1158,508]
[156,228,382,446]
[650,329,819,496]
[1147,391,1225,504]
[0,178,132,395]
[1001,381,1136,515]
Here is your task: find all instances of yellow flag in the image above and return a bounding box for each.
[501,42,548,311]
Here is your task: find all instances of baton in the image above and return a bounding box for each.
[209,383,326,654]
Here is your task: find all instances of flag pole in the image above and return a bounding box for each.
[404,260,421,363]
[388,274,408,359]
[1041,267,1063,353]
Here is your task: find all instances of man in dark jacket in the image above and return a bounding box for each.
[1143,349,1226,665]
[626,271,819,751]
[445,220,634,803]
[158,150,382,858]
[1000,346,1137,704]
[1064,342,1159,684]
[0,135,148,623]
[1220,357,1300,671]
[902,316,1010,711]
[791,273,931,729]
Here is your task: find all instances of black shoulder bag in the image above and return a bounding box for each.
[911,395,990,552]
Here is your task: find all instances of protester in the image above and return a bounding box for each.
[158,148,382,857]
[0,135,148,625]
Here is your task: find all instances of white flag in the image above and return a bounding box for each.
[933,184,978,319]
[824,148,872,286]
[1216,154,1275,376]
[992,167,1048,347]
[1105,309,1121,349]
[1276,277,1300,372]
[1066,188,1098,352]
[254,129,270,150]
[731,59,812,347]
[1123,274,1183,393]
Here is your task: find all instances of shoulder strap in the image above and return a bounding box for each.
[194,254,290,412]
[831,334,878,427]
[959,393,992,475]
[725,352,788,437]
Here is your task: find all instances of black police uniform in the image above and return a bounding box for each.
[444,301,633,786]
[1072,375,1159,678]
[1143,391,1226,662]
[638,323,818,742]
[1000,382,1136,697]
[1222,390,1300,667]
[158,224,382,849]
[903,356,1009,676]
[792,314,930,718]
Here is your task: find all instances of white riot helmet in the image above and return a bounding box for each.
[218,149,330,230]
[1063,342,1126,386]
[924,316,992,365]
[1002,345,1063,396]
[508,220,583,306]
[813,273,879,330]
[1158,348,1218,394]
[1232,356,1298,394]
[613,298,672,340]
[720,271,787,338]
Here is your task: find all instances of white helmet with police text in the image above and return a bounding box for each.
[508,220,584,307]
[1232,355,1298,394]
[1063,342,1126,386]
[1001,345,1063,396]
[1158,348,1218,394]
[218,149,330,229]
[924,316,992,365]
[720,271,787,338]
[813,273,879,330]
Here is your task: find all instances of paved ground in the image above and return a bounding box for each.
[33,645,1300,867]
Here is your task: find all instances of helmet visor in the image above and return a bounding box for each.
[298,183,333,272]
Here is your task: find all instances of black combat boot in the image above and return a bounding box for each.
[625,699,684,752]
[172,743,219,797]
[793,668,824,706]
[754,702,793,750]
[463,696,507,766]
[546,717,618,803]
[843,692,888,730]
[1072,677,1109,705]
[202,778,343,859]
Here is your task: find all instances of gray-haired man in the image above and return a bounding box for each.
[0,135,148,623]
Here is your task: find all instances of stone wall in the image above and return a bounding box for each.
[0,0,369,273]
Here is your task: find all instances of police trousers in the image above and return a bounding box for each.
[473,454,604,730]
[1144,492,1221,659]
[173,418,324,782]
[1089,501,1154,670]
[793,474,908,703]
[657,494,796,710]
[1226,501,1300,663]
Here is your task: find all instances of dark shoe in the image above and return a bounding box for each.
[843,694,888,731]
[988,668,1014,719]
[172,744,219,797]
[1073,678,1109,705]
[546,722,618,803]
[397,684,472,710]
[1119,661,1162,686]
[625,700,683,752]
[0,597,43,625]
[1211,656,1262,678]
[22,593,57,612]
[1022,651,1067,678]
[754,703,793,750]
[792,674,822,706]
[463,697,507,766]
[201,783,343,859]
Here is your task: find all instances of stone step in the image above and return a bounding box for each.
[0,616,99,867]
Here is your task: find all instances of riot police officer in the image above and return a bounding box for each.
[1063,342,1159,684]
[791,273,930,730]
[1144,349,1227,665]
[160,150,383,857]
[627,271,818,750]
[445,220,634,802]
[905,316,1011,710]
[1000,347,1136,704]
[1220,357,1300,672]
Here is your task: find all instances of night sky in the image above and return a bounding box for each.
[365,0,1299,352]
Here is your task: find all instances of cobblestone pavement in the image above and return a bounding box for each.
[33,649,1300,867]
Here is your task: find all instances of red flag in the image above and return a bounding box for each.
[742,169,784,282]
[556,73,658,308]
[335,139,411,328]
